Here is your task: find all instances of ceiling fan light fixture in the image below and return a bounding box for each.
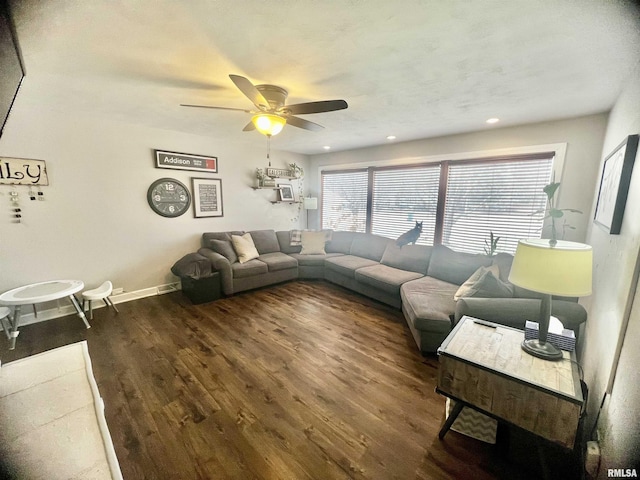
[252,114,286,136]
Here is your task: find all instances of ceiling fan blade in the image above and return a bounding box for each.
[286,116,324,131]
[283,99,348,115]
[243,121,256,132]
[180,104,254,113]
[229,74,270,110]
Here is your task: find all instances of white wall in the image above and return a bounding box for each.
[0,98,308,295]
[582,63,640,475]
[307,113,609,243]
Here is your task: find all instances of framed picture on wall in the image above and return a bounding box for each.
[278,183,295,202]
[192,178,223,218]
[594,134,639,234]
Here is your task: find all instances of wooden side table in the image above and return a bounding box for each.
[436,316,583,449]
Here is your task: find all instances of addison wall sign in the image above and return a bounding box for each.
[155,150,218,173]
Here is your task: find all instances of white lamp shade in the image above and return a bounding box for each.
[303,197,318,210]
[508,239,593,297]
[252,114,286,136]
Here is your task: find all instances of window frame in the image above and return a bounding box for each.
[320,150,557,252]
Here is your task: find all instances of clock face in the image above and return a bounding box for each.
[147,178,191,217]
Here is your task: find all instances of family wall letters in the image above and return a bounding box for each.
[0,157,49,185]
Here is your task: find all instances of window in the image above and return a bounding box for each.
[321,152,554,254]
[371,165,440,245]
[442,157,553,254]
[321,169,368,232]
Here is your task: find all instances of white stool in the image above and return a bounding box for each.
[0,306,12,341]
[82,281,119,320]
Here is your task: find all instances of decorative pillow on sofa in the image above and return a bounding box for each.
[454,265,514,301]
[300,231,327,255]
[231,233,260,264]
[290,229,332,246]
[209,239,238,264]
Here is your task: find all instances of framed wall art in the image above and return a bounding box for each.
[155,150,218,173]
[192,178,223,218]
[278,183,295,202]
[594,134,639,234]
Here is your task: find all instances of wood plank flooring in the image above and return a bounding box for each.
[1,280,544,480]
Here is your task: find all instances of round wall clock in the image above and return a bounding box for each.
[147,178,191,217]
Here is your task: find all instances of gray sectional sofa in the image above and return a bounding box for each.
[184,229,587,354]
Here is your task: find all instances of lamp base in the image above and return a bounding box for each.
[521,339,563,361]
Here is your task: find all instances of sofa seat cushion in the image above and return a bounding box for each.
[231,259,268,278]
[324,255,379,278]
[355,264,424,295]
[257,252,298,272]
[290,252,343,266]
[401,276,458,332]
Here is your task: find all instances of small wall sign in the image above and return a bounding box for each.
[0,157,49,185]
[155,150,218,173]
[266,167,293,178]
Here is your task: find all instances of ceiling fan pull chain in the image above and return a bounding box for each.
[267,135,272,166]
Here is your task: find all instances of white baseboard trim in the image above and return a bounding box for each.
[1,282,181,329]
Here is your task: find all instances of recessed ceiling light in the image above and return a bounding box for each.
[386,135,396,140]
[323,145,331,150]
[486,118,500,124]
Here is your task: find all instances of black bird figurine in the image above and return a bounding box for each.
[396,221,422,247]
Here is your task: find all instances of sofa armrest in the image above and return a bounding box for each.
[198,247,233,295]
[454,297,587,338]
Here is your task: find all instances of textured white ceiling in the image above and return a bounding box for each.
[9,0,640,154]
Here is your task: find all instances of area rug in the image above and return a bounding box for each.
[0,341,123,479]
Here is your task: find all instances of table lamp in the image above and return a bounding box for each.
[303,197,318,229]
[508,239,592,360]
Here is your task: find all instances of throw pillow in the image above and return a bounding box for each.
[231,233,260,264]
[209,239,238,264]
[300,231,327,255]
[290,229,333,246]
[290,229,304,246]
[454,265,513,301]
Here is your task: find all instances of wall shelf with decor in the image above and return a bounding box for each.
[270,201,302,204]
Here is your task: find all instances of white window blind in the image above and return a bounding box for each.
[371,165,440,245]
[321,170,368,232]
[442,157,553,254]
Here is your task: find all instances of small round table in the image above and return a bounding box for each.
[0,280,91,350]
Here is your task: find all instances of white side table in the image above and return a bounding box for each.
[0,280,90,350]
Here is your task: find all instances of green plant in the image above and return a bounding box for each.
[483,231,500,257]
[537,182,582,246]
[289,163,304,178]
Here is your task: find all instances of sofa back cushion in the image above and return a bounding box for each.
[209,239,238,264]
[491,252,514,283]
[248,229,280,254]
[276,230,302,254]
[350,233,392,261]
[325,231,356,254]
[427,245,493,285]
[202,231,243,248]
[380,244,432,275]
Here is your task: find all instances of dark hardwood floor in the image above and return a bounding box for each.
[1,280,544,480]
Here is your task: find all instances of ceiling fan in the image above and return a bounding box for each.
[181,74,348,136]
